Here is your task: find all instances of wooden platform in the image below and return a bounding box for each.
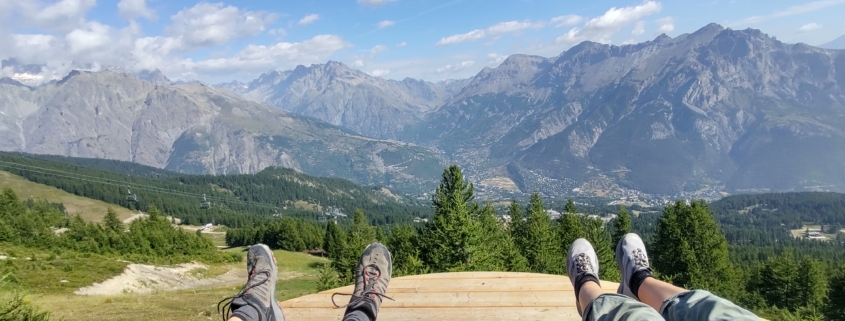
[279,272,619,320]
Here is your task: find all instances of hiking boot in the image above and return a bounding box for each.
[218,244,284,321]
[567,238,600,316]
[332,242,393,320]
[615,233,653,299]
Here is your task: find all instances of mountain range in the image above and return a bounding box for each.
[0,70,443,194]
[2,23,844,196]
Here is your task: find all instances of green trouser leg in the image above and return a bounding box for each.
[584,291,760,321]
[659,290,759,321]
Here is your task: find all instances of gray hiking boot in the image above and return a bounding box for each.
[218,244,285,321]
[333,242,393,320]
[567,238,600,316]
[615,233,652,299]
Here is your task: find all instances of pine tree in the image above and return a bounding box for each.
[103,207,124,232]
[564,199,578,215]
[316,262,341,291]
[523,192,561,274]
[470,203,529,272]
[419,165,481,272]
[754,251,800,310]
[824,264,845,321]
[508,200,529,259]
[583,217,620,282]
[557,211,584,264]
[385,224,418,275]
[652,200,738,298]
[611,205,631,247]
[796,257,828,310]
[323,221,347,261]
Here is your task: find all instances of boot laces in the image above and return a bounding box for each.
[331,264,394,309]
[217,269,271,321]
[575,253,595,275]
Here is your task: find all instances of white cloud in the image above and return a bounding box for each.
[437,20,545,46]
[798,23,822,32]
[378,20,395,28]
[556,1,663,45]
[370,44,388,57]
[166,3,275,49]
[182,34,351,77]
[631,21,646,36]
[352,59,365,67]
[358,0,397,7]
[487,53,508,65]
[268,28,287,37]
[656,17,674,34]
[118,0,156,20]
[30,0,97,31]
[436,60,475,73]
[550,15,582,27]
[731,0,845,26]
[298,14,319,26]
[437,29,485,46]
[370,69,390,77]
[66,21,113,54]
[396,42,407,47]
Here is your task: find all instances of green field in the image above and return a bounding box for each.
[0,170,136,222]
[7,247,329,321]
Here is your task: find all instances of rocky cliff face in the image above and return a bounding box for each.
[0,70,443,193]
[412,24,845,194]
[237,61,464,139]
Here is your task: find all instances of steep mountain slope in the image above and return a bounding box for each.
[821,34,845,49]
[411,24,845,194]
[0,70,443,193]
[239,61,464,138]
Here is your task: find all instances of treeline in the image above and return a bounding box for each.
[0,152,429,227]
[233,165,845,321]
[0,188,239,264]
[224,218,325,251]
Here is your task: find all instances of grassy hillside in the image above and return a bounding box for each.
[0,152,432,226]
[0,170,136,222]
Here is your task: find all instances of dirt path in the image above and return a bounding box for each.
[74,263,244,296]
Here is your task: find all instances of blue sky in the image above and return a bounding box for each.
[0,0,843,83]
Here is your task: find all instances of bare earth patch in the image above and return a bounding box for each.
[74,263,244,296]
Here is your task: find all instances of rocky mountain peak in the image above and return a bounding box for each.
[136,69,171,85]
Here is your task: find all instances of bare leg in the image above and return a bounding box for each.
[228,318,244,321]
[636,277,686,311]
[577,281,606,313]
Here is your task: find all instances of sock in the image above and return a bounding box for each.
[629,269,653,298]
[341,309,373,321]
[231,304,260,321]
[574,274,600,299]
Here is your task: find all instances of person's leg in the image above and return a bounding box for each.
[218,244,285,321]
[615,233,759,321]
[333,243,393,321]
[568,238,662,321]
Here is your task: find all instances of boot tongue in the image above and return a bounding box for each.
[364,266,380,279]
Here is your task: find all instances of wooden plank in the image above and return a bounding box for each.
[316,278,618,294]
[398,272,557,279]
[281,307,582,321]
[281,291,579,308]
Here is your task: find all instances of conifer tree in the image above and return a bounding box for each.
[611,205,631,247]
[103,207,124,232]
[523,192,561,274]
[797,257,828,310]
[316,262,341,291]
[471,203,529,272]
[583,217,620,282]
[508,200,529,258]
[385,224,419,275]
[753,251,800,310]
[824,264,845,321]
[323,221,347,261]
[652,200,737,297]
[557,211,584,264]
[564,199,578,215]
[420,165,481,272]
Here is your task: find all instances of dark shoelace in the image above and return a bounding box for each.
[217,270,271,321]
[331,265,394,309]
[575,253,594,274]
[632,248,649,268]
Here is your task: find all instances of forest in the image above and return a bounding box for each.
[0,152,429,227]
[227,165,845,321]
